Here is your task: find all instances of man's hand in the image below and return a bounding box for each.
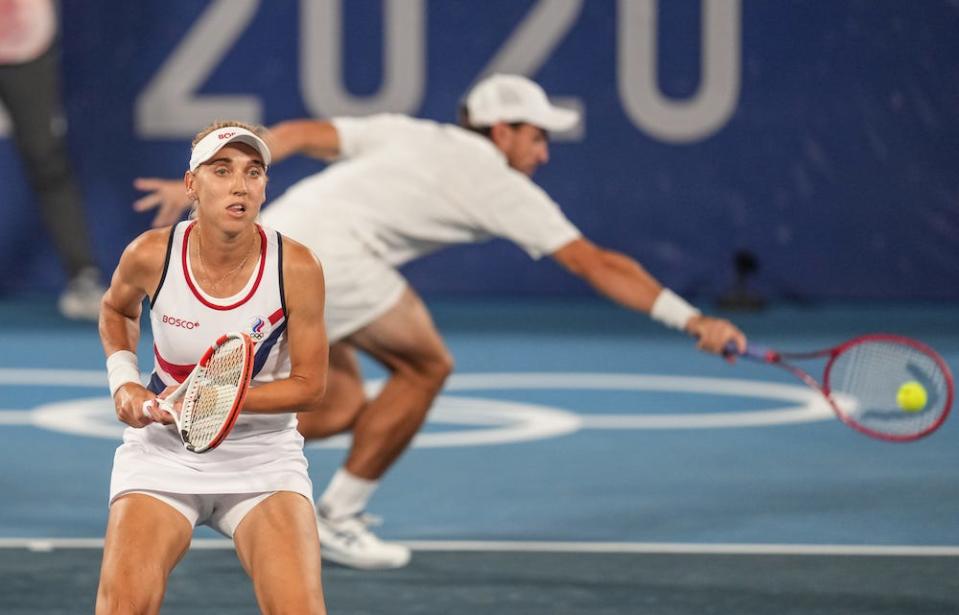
[685,315,746,355]
[133,178,191,228]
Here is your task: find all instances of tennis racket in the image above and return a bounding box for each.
[725,334,954,442]
[142,332,254,453]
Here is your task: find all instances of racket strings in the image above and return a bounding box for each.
[181,338,248,449]
[828,341,948,437]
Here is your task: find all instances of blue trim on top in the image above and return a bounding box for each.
[276,231,288,319]
[147,373,166,394]
[149,225,178,309]
[252,320,288,378]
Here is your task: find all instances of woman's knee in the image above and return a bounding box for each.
[96,569,165,615]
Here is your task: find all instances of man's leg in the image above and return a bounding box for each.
[341,286,453,478]
[297,287,452,569]
[0,46,99,276]
[298,286,453,480]
[0,45,104,319]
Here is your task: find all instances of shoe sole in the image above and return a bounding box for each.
[319,547,411,570]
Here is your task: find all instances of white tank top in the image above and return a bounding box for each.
[121,221,304,472]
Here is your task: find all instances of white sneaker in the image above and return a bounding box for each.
[58,268,105,321]
[316,510,411,570]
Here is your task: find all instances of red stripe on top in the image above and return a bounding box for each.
[182,222,268,311]
[268,308,285,325]
[154,344,195,383]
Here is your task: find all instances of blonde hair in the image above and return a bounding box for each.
[191,119,267,149]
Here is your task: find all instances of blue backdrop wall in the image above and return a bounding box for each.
[1,0,957,301]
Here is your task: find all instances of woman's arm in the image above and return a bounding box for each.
[241,239,329,413]
[100,230,167,427]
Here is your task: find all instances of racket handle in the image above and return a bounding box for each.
[723,341,774,361]
[141,399,174,417]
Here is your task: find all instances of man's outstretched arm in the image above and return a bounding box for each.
[551,237,746,354]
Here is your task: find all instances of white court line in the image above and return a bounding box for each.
[578,407,831,428]
[1,371,836,442]
[0,410,33,425]
[0,369,109,386]
[1,538,957,557]
[404,541,959,557]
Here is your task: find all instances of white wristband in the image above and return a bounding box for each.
[107,350,140,397]
[650,289,701,331]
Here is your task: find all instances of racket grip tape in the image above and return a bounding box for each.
[723,342,773,361]
[141,399,174,417]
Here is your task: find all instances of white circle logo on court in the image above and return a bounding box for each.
[0,369,836,447]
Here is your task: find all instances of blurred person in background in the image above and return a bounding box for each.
[0,0,104,319]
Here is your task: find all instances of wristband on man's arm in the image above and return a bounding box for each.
[650,288,701,330]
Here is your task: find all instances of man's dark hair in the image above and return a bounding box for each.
[457,104,523,139]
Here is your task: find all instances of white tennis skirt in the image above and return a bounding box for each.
[109,422,314,501]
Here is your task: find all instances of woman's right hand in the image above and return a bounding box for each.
[112,383,157,428]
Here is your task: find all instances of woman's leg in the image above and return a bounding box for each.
[95,493,193,615]
[232,492,326,615]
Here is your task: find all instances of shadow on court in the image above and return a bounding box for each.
[2,548,957,614]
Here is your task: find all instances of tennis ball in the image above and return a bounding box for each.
[896,381,927,412]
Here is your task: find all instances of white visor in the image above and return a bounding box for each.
[189,127,271,172]
[465,74,580,132]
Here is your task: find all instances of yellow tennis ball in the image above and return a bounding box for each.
[896,381,927,412]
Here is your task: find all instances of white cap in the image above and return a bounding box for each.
[465,74,580,132]
[189,126,271,172]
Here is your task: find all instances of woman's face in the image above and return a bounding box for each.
[186,142,268,229]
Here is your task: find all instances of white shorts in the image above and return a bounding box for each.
[264,204,406,342]
[112,489,285,538]
[319,247,406,342]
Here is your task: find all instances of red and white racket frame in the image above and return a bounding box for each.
[729,333,954,442]
[190,332,255,452]
[143,332,255,453]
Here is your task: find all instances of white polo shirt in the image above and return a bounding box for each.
[262,114,582,267]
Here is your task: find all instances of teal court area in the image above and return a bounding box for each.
[1,300,957,614]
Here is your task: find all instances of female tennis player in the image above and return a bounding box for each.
[97,121,328,614]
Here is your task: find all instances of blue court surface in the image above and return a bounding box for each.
[1,298,957,614]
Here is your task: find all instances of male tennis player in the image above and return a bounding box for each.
[134,74,747,570]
